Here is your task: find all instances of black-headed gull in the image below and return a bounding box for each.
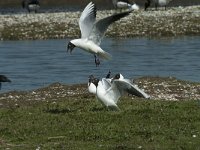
[112,0,139,11]
[88,75,98,95]
[67,2,131,67]
[145,0,172,11]
[88,73,150,110]
[22,0,40,13]
[88,70,111,94]
[0,75,11,90]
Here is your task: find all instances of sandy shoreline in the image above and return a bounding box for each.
[0,5,200,40]
[0,76,200,103]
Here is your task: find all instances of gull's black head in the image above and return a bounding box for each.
[92,78,99,87]
[88,75,95,84]
[106,70,111,79]
[113,73,121,80]
[88,75,99,87]
[67,42,76,53]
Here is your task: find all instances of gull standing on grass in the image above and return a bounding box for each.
[88,75,97,94]
[67,2,131,67]
[88,70,112,94]
[88,73,150,110]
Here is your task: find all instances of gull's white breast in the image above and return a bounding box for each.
[88,82,96,94]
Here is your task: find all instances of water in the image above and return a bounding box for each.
[0,36,200,92]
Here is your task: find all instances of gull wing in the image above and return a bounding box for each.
[103,79,124,104]
[79,2,96,39]
[105,84,122,104]
[113,79,150,99]
[89,11,131,45]
[101,78,112,90]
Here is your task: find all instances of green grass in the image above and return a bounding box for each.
[0,97,200,149]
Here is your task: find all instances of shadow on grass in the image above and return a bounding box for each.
[90,107,106,112]
[44,107,75,114]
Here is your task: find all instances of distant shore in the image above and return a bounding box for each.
[0,0,200,8]
[0,5,200,40]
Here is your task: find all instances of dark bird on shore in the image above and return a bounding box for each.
[22,0,40,13]
[0,75,11,90]
[144,0,151,11]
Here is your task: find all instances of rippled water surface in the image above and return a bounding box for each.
[0,36,199,92]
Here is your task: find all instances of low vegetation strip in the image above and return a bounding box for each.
[0,77,200,149]
[0,5,200,40]
[0,96,200,149]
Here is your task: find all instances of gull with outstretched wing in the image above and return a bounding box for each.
[67,2,131,67]
[88,73,150,110]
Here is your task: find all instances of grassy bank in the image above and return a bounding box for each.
[0,77,200,149]
[0,98,200,149]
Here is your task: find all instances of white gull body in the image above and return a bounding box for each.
[88,76,97,95]
[88,73,150,110]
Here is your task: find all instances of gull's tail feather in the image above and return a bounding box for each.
[108,105,120,111]
[98,51,112,60]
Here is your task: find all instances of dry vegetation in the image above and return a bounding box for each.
[0,5,200,40]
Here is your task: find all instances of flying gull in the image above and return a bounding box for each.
[67,2,131,67]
